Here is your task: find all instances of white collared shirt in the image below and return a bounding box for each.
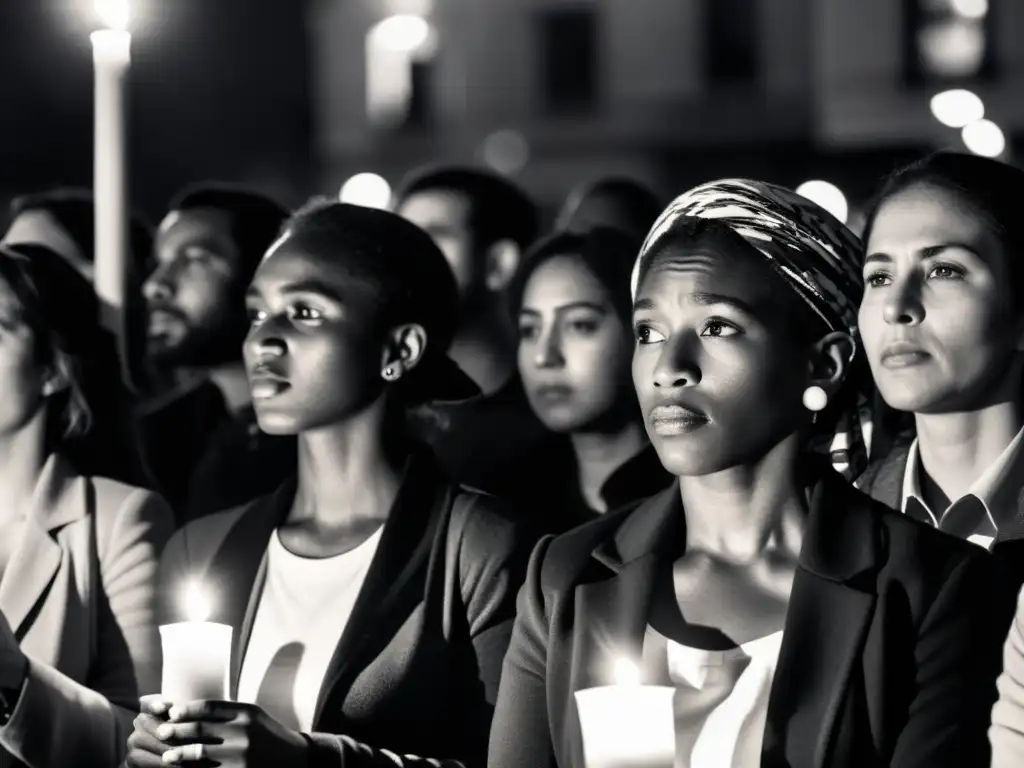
[900,424,1024,550]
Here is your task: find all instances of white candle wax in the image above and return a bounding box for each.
[159,622,232,703]
[575,685,676,768]
[90,28,130,329]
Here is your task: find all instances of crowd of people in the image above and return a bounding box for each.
[0,152,1020,767]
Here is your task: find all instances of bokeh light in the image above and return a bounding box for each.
[796,180,849,224]
[339,173,393,209]
[929,89,985,128]
[962,119,1006,157]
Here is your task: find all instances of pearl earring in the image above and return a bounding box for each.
[802,385,828,412]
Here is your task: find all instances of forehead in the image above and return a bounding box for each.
[868,183,994,252]
[157,208,237,249]
[637,237,783,308]
[251,235,377,297]
[398,190,471,230]
[522,254,609,307]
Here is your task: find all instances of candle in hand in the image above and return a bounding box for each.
[159,581,232,703]
[574,658,676,768]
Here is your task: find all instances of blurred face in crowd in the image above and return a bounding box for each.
[243,232,388,435]
[859,182,1024,414]
[517,254,635,434]
[397,190,480,302]
[631,234,833,476]
[0,274,58,437]
[2,210,90,280]
[144,208,250,368]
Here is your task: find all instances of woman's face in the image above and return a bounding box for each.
[859,183,1023,414]
[517,254,635,433]
[243,234,388,435]
[0,275,52,436]
[631,238,813,476]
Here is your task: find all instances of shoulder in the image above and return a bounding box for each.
[536,501,641,593]
[448,484,540,558]
[88,475,176,560]
[862,488,995,599]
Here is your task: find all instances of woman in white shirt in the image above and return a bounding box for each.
[125,201,538,768]
[856,152,1024,548]
[488,180,1016,768]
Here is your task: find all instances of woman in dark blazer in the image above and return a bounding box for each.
[125,201,537,768]
[488,180,1018,768]
[856,153,1024,550]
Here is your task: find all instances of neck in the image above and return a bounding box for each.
[447,321,515,396]
[0,412,49,524]
[571,421,648,513]
[677,434,807,564]
[913,399,1024,503]
[290,398,408,528]
[206,362,252,415]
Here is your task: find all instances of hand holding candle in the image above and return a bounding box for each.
[159,581,232,704]
[574,658,676,768]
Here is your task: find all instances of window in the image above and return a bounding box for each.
[537,7,598,114]
[705,0,758,85]
[365,14,437,129]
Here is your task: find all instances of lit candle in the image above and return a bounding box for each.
[574,658,676,768]
[159,581,233,703]
[90,0,131,333]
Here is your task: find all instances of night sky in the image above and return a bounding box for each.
[0,0,312,220]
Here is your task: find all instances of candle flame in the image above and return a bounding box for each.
[613,658,641,686]
[183,581,212,623]
[95,0,130,31]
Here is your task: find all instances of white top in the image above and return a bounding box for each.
[650,629,784,768]
[899,424,1024,550]
[236,526,383,732]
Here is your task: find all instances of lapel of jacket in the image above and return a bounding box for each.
[859,441,910,511]
[564,487,680,765]
[762,467,883,768]
[0,454,90,639]
[311,450,453,728]
[180,480,293,699]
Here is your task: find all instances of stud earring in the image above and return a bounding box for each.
[802,385,828,413]
[383,366,399,381]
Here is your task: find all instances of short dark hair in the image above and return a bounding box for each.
[279,199,465,406]
[395,166,539,252]
[168,183,290,282]
[557,176,663,238]
[863,152,1024,300]
[9,187,154,272]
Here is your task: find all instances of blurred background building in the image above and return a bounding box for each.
[1,0,1020,227]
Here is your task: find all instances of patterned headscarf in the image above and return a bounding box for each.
[630,179,870,479]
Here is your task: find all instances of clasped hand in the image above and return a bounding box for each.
[127,695,309,768]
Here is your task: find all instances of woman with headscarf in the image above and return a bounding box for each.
[487,180,1017,768]
[125,201,538,768]
[509,227,671,531]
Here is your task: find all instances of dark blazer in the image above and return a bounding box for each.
[158,450,538,768]
[857,439,912,511]
[488,466,1018,768]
